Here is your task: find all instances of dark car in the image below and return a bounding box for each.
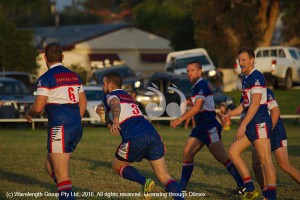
[0,77,34,118]
[0,71,38,93]
[89,65,143,92]
[135,72,235,117]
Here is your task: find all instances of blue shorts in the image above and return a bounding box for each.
[47,124,83,153]
[270,123,287,151]
[245,120,272,142]
[190,121,222,146]
[115,131,165,162]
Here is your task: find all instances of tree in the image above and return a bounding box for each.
[281,0,300,47]
[190,0,258,67]
[190,0,282,68]
[0,0,54,27]
[132,0,279,67]
[0,18,38,73]
[256,0,280,47]
[133,0,191,38]
[1,0,298,72]
[170,14,196,50]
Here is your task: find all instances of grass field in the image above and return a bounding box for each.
[0,122,299,200]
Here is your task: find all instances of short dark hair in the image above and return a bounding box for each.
[187,61,202,69]
[45,43,63,63]
[238,47,255,59]
[103,72,122,88]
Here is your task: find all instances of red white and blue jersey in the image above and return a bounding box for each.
[266,89,285,134]
[241,69,270,123]
[103,89,156,141]
[36,63,84,127]
[190,78,217,127]
[267,89,287,150]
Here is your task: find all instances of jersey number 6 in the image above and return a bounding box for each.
[68,87,76,102]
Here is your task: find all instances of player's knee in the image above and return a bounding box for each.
[227,148,236,160]
[278,162,291,173]
[260,157,274,171]
[258,156,267,166]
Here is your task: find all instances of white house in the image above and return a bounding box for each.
[33,23,172,80]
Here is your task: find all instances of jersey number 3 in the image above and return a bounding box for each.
[68,87,76,102]
[131,104,140,115]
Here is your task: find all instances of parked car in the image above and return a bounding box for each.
[0,77,34,118]
[89,65,143,92]
[234,46,300,89]
[254,46,300,89]
[0,71,38,93]
[135,72,235,117]
[83,86,105,125]
[165,48,217,78]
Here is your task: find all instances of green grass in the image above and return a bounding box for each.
[0,123,300,200]
[225,89,300,114]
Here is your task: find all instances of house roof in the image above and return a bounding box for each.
[32,23,129,50]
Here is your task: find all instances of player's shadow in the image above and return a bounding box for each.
[73,156,160,186]
[0,168,91,192]
[73,156,157,180]
[187,181,235,199]
[73,157,112,170]
[74,156,157,176]
[195,161,232,176]
[0,168,54,191]
[181,162,241,199]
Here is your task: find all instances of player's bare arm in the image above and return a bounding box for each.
[25,95,48,123]
[223,103,244,122]
[78,91,87,118]
[109,97,121,135]
[96,103,105,116]
[171,98,203,128]
[236,93,261,140]
[269,106,280,129]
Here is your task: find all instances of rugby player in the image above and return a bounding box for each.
[96,72,184,200]
[170,61,245,194]
[251,89,300,195]
[25,43,87,200]
[224,48,276,200]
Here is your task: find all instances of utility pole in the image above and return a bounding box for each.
[50,0,60,29]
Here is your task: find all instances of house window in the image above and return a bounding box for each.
[89,53,120,62]
[140,53,168,62]
[89,53,121,68]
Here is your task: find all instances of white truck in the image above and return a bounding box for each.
[254,46,300,89]
[166,48,217,78]
[235,46,300,89]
